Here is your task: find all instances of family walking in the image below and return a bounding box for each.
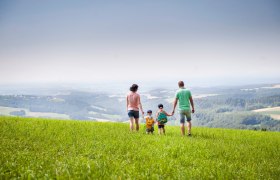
[126,81,195,136]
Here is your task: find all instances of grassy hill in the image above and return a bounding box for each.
[1,117,280,179]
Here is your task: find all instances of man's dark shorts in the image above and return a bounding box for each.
[128,110,139,119]
[180,110,192,124]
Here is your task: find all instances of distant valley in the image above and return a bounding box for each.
[0,83,280,131]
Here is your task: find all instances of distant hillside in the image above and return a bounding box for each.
[0,83,280,131]
[1,117,280,179]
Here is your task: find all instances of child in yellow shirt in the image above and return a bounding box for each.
[145,110,155,134]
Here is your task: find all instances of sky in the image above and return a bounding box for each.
[0,0,280,86]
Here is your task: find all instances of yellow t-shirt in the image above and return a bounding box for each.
[145,116,155,129]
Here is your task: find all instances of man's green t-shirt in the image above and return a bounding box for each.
[175,88,192,111]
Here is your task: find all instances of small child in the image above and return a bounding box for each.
[156,104,172,135]
[145,110,155,134]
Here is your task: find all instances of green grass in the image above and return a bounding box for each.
[1,116,280,179]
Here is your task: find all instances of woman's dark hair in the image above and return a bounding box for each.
[130,84,138,92]
[158,104,163,109]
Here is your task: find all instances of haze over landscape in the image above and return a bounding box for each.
[1,1,280,178]
[0,0,280,129]
[0,0,280,86]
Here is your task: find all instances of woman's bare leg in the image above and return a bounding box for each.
[129,117,134,131]
[135,118,139,131]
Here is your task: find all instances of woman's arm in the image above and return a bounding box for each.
[138,96,144,115]
[126,96,129,112]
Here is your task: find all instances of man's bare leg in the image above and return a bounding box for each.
[187,121,192,135]
[180,123,185,136]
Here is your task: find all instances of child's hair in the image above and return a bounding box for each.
[130,84,138,92]
[147,110,152,113]
[158,104,163,109]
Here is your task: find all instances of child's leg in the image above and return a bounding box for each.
[163,127,165,134]
[160,128,164,135]
[158,128,162,135]
[129,117,134,131]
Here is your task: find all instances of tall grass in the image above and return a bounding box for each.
[0,116,280,179]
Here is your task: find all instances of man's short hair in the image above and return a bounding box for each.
[178,81,184,87]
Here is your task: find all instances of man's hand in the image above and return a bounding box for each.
[141,111,145,116]
[192,109,195,113]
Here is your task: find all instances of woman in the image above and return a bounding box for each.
[126,84,144,131]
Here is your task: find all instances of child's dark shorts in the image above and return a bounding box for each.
[146,127,154,133]
[158,125,165,129]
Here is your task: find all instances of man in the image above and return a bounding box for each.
[172,81,195,136]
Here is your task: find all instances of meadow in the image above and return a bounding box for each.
[1,116,280,179]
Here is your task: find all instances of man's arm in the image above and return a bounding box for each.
[190,96,195,113]
[172,98,178,115]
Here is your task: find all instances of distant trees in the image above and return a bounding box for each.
[1,88,280,131]
[216,108,233,113]
[10,110,26,116]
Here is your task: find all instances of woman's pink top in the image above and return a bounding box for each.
[127,91,140,111]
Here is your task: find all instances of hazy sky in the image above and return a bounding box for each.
[0,0,280,85]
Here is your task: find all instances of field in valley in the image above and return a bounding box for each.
[253,106,280,120]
